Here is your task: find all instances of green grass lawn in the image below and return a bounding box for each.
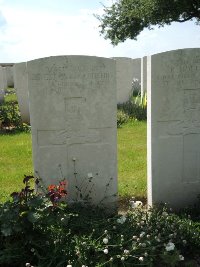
[0,120,147,202]
[0,132,33,201]
[118,120,147,199]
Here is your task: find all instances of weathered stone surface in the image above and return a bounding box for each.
[6,66,14,87]
[147,48,200,209]
[0,66,5,103]
[132,58,141,79]
[141,56,147,96]
[27,56,117,209]
[13,62,30,123]
[113,57,141,103]
[2,67,7,90]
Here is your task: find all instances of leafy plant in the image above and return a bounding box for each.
[96,0,200,45]
[117,109,129,128]
[0,90,30,132]
[0,100,22,128]
[0,176,200,267]
[118,99,147,121]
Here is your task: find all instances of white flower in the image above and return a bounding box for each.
[183,240,187,245]
[124,249,129,255]
[130,200,143,208]
[103,248,108,254]
[144,252,148,257]
[25,264,31,267]
[139,257,144,262]
[162,212,168,217]
[117,216,126,224]
[179,255,184,261]
[67,265,72,267]
[121,257,125,261]
[113,226,116,230]
[109,257,113,262]
[103,238,108,244]
[87,173,93,178]
[104,230,108,234]
[165,242,175,251]
[132,235,137,240]
[140,232,145,238]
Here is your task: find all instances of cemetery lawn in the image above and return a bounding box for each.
[118,120,147,200]
[0,132,33,202]
[0,120,147,202]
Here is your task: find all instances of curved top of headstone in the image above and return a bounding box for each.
[28,55,115,63]
[151,47,200,57]
[112,57,132,59]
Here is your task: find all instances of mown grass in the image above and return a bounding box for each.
[4,88,17,103]
[0,132,33,201]
[118,120,147,199]
[0,120,147,202]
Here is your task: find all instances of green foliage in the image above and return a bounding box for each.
[97,0,200,45]
[117,109,129,127]
[0,91,30,132]
[0,178,200,267]
[134,92,147,109]
[118,99,147,121]
[0,100,21,128]
[118,80,147,121]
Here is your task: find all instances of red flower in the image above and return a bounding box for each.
[48,185,56,191]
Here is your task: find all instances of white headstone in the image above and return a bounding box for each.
[2,67,7,90]
[147,48,200,209]
[0,66,5,103]
[113,57,141,103]
[141,56,147,97]
[13,62,30,123]
[27,55,117,209]
[6,66,14,87]
[132,58,141,83]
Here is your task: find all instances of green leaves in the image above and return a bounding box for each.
[27,211,41,223]
[1,225,12,237]
[97,0,200,44]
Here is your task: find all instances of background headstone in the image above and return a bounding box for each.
[6,66,14,87]
[0,66,5,103]
[141,56,147,97]
[147,48,200,209]
[2,67,7,90]
[27,55,117,209]
[14,62,30,123]
[113,57,141,103]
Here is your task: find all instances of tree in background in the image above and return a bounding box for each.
[97,0,200,45]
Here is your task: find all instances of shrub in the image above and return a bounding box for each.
[0,176,200,267]
[0,91,30,132]
[0,100,22,128]
[118,99,147,121]
[117,110,129,127]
